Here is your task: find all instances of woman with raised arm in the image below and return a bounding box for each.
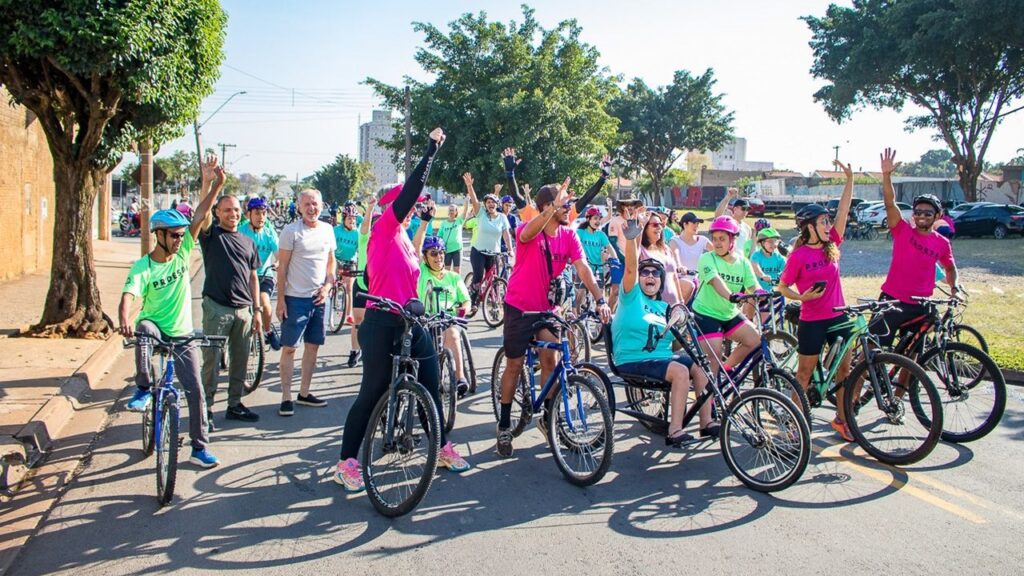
[335,129,470,494]
[639,210,686,306]
[463,172,512,314]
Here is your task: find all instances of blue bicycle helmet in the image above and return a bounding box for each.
[422,236,446,253]
[796,204,829,228]
[246,197,268,211]
[150,209,190,231]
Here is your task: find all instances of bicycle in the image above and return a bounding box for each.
[124,332,226,506]
[327,261,361,334]
[889,293,1005,442]
[359,294,441,517]
[607,304,811,493]
[464,250,510,327]
[423,287,470,433]
[241,267,279,394]
[843,220,879,241]
[806,300,943,465]
[490,311,615,486]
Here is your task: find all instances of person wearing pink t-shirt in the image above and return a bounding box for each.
[777,159,857,442]
[495,175,611,458]
[335,128,470,495]
[870,148,959,347]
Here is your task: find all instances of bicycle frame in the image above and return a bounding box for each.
[522,338,589,434]
[384,313,421,449]
[151,346,179,453]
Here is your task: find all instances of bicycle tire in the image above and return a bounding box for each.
[754,366,811,421]
[460,329,477,394]
[141,395,155,457]
[361,378,440,518]
[720,388,810,493]
[548,375,615,486]
[916,342,1006,443]
[489,347,532,437]
[339,283,350,326]
[567,319,592,364]
[951,323,989,354]
[764,329,799,373]
[438,348,458,433]
[242,330,265,395]
[482,279,508,328]
[575,362,615,418]
[623,385,668,433]
[328,288,345,333]
[155,396,179,506]
[844,352,942,465]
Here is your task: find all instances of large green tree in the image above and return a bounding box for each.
[897,148,958,178]
[0,0,226,336]
[610,70,734,203]
[313,155,368,205]
[804,0,1024,201]
[366,6,620,194]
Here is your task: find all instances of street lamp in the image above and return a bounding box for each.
[193,90,246,175]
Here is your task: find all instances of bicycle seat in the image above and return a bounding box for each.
[602,323,670,391]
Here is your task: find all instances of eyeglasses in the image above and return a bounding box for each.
[638,268,660,277]
[426,250,444,257]
[561,201,573,211]
[817,217,833,226]
[165,231,186,239]
[647,222,664,229]
[913,209,936,217]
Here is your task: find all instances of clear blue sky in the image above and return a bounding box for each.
[150,0,1024,182]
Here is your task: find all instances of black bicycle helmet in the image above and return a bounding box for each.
[796,204,829,227]
[912,194,942,213]
[637,257,666,300]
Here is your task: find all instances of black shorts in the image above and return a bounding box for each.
[693,311,749,342]
[352,282,369,310]
[797,314,853,356]
[444,249,461,267]
[258,275,275,295]
[868,291,929,347]
[617,354,694,381]
[502,304,556,359]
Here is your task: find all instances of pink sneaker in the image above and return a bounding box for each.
[438,442,471,473]
[333,458,365,492]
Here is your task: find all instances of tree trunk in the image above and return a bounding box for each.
[29,164,113,338]
[956,160,981,203]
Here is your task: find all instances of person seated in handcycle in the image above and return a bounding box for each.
[612,210,714,445]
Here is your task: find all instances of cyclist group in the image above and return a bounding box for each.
[118,135,967,505]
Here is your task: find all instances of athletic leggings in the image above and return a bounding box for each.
[469,247,495,294]
[339,308,445,460]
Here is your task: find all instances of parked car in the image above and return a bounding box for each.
[860,202,912,226]
[948,201,996,219]
[953,204,1024,239]
[855,201,883,220]
[746,196,766,216]
[827,198,866,219]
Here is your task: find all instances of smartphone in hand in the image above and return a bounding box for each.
[812,281,827,293]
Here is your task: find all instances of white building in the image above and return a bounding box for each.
[359,110,399,188]
[710,137,774,172]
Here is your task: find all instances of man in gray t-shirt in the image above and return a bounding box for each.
[275,189,336,417]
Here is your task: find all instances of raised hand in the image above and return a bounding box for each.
[462,172,474,188]
[200,154,219,183]
[502,147,520,172]
[522,183,532,197]
[599,154,613,177]
[833,159,853,179]
[726,187,739,198]
[880,148,898,175]
[493,183,503,195]
[555,177,572,207]
[214,164,226,187]
[429,127,446,147]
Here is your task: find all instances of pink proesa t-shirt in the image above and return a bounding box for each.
[779,228,845,322]
[880,219,955,304]
[505,223,585,312]
[366,206,419,309]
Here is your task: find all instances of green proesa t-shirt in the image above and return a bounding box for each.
[418,262,470,314]
[123,233,195,337]
[692,250,757,321]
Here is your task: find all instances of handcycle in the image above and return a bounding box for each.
[490,311,615,486]
[605,303,811,493]
[422,286,471,433]
[328,260,361,333]
[464,250,510,327]
[888,292,1005,442]
[359,294,442,517]
[123,332,226,506]
[806,300,943,465]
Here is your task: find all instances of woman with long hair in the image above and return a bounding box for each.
[639,211,685,306]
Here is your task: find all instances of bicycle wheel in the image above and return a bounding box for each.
[547,375,614,487]
[482,279,508,328]
[575,362,615,418]
[567,320,592,364]
[328,288,345,333]
[361,378,441,518]
[764,330,798,372]
[141,395,156,457]
[916,343,1005,443]
[720,388,810,493]
[844,352,942,465]
[951,323,989,354]
[242,330,265,395]
[490,347,532,437]
[865,226,879,241]
[438,348,458,433]
[459,329,477,394]
[754,367,811,421]
[155,395,179,506]
[338,283,350,325]
[623,385,668,434]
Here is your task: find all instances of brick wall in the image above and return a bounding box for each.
[0,87,56,281]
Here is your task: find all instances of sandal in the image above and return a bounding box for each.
[665,429,694,446]
[699,424,721,439]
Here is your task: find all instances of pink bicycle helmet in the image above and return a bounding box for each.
[708,215,740,236]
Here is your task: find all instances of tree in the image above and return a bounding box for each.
[0,1,226,337]
[804,0,1024,201]
[634,168,692,203]
[897,148,958,178]
[262,173,286,197]
[313,155,366,204]
[609,70,734,203]
[365,6,621,193]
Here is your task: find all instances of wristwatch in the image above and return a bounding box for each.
[596,297,607,306]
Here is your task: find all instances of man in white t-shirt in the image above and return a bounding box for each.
[715,188,754,256]
[275,189,336,417]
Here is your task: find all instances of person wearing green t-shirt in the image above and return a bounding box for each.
[691,215,760,396]
[117,154,225,469]
[435,201,471,273]
[611,211,713,443]
[333,205,361,326]
[414,211,472,395]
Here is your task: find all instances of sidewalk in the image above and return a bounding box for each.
[0,237,201,573]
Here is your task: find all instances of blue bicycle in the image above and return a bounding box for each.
[490,312,614,486]
[124,332,225,506]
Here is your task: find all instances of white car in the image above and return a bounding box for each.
[860,202,912,226]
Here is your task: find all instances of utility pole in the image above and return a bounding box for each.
[833,145,840,161]
[404,86,412,179]
[218,143,237,167]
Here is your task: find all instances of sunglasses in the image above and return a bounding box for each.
[426,249,444,257]
[639,268,661,278]
[647,222,664,229]
[164,231,186,240]
[817,216,833,226]
[913,209,936,217]
[561,201,573,211]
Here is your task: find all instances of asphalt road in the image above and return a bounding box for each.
[10,269,1024,576]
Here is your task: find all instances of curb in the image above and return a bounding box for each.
[1004,369,1024,386]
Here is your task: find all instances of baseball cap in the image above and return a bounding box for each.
[534,184,560,208]
[680,212,704,224]
[730,198,750,209]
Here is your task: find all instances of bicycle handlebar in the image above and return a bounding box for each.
[833,299,900,315]
[123,332,227,350]
[729,290,777,304]
[364,294,427,322]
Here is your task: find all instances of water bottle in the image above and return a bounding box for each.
[823,336,844,368]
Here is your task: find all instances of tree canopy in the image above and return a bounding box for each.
[314,154,369,204]
[897,148,958,178]
[803,0,1024,201]
[366,6,621,194]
